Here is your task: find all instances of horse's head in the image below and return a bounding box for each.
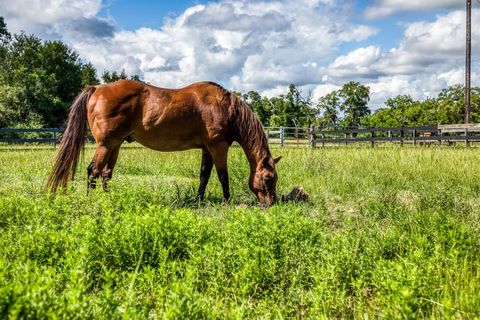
[251,156,281,207]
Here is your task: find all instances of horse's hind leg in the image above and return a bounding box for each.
[87,144,113,192]
[101,144,121,191]
[87,160,96,190]
[196,148,213,201]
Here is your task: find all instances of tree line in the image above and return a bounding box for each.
[0,17,138,128]
[1,16,479,129]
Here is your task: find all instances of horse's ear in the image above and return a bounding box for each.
[263,156,273,168]
[263,156,281,168]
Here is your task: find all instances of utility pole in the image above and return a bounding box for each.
[465,0,471,124]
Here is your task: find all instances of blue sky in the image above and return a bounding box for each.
[96,1,460,57]
[0,0,478,107]
[98,0,207,30]
[97,0,444,57]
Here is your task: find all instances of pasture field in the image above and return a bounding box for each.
[0,145,480,319]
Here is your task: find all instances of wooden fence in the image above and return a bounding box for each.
[2,124,480,147]
[266,124,480,147]
[0,128,62,144]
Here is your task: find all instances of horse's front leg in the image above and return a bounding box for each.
[196,148,213,201]
[208,143,230,203]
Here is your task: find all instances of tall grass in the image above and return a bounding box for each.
[0,145,479,318]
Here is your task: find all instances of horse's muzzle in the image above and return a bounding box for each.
[259,196,276,208]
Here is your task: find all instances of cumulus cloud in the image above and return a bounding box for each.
[325,9,480,106]
[0,0,114,39]
[0,0,102,25]
[1,0,477,109]
[364,0,463,19]
[64,0,376,90]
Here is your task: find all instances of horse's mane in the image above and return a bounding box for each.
[229,94,270,160]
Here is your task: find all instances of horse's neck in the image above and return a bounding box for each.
[237,132,269,173]
[231,96,270,172]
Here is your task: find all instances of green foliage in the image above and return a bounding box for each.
[0,17,10,46]
[0,17,10,72]
[0,146,479,318]
[242,84,317,127]
[102,69,128,83]
[338,81,371,127]
[81,62,100,86]
[241,91,272,126]
[362,86,480,128]
[315,82,371,129]
[0,85,23,127]
[0,20,85,128]
[316,91,340,127]
[101,69,141,83]
[272,84,312,127]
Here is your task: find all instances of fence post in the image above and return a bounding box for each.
[413,129,417,146]
[322,133,325,147]
[53,130,56,147]
[371,130,375,147]
[295,127,299,147]
[400,129,404,147]
[465,128,469,147]
[438,129,442,145]
[280,126,285,147]
[309,125,316,148]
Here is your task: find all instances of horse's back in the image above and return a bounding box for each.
[137,82,233,150]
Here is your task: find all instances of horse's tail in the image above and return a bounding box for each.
[46,86,96,192]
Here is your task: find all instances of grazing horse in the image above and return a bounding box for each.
[47,80,281,206]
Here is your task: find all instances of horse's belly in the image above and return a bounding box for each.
[132,129,203,151]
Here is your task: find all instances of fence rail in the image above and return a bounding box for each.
[265,124,480,147]
[0,128,62,144]
[2,125,480,147]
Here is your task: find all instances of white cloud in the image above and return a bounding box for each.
[324,9,480,107]
[311,83,341,101]
[364,0,463,19]
[1,0,478,110]
[328,46,382,78]
[64,0,376,90]
[0,0,113,39]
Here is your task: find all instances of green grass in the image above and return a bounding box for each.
[1,145,480,319]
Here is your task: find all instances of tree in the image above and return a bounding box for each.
[0,85,23,127]
[130,74,141,82]
[0,28,84,127]
[338,81,371,127]
[0,17,12,84]
[102,70,125,83]
[268,96,288,127]
[361,94,416,127]
[0,17,11,45]
[316,91,340,128]
[361,86,480,128]
[265,84,316,127]
[81,62,99,86]
[385,95,415,110]
[283,84,316,127]
[242,90,272,126]
[435,84,480,124]
[101,69,141,83]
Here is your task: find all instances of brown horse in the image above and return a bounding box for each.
[47,80,281,206]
